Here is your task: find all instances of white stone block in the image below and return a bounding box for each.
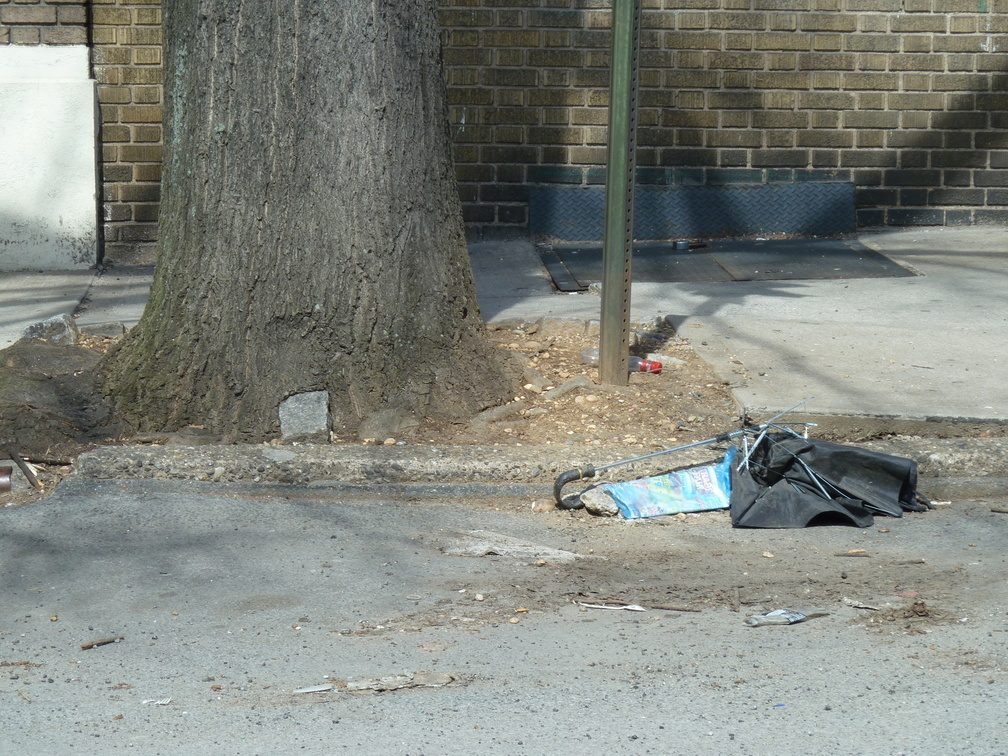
[0,45,98,271]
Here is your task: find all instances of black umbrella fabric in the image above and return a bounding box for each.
[729,434,928,529]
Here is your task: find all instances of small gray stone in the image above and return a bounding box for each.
[580,487,620,517]
[21,314,79,345]
[542,375,593,401]
[471,401,525,426]
[279,391,330,440]
[522,367,550,391]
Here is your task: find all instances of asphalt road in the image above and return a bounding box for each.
[2,480,1006,755]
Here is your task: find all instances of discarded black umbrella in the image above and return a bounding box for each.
[730,432,932,528]
[553,401,810,509]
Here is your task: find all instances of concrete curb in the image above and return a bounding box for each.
[73,435,1008,502]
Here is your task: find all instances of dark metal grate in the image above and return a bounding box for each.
[539,238,915,292]
[530,184,857,241]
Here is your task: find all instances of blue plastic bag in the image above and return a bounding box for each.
[598,447,735,519]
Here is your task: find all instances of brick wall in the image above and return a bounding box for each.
[90,0,162,263]
[440,0,1008,234]
[0,0,87,45]
[13,2,1006,256]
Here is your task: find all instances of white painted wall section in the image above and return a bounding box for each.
[0,45,98,271]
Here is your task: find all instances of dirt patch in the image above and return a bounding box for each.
[394,319,739,448]
[1,319,740,506]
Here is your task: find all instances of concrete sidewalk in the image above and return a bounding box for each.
[3,226,1007,427]
[472,226,1008,426]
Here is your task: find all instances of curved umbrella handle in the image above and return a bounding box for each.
[553,466,596,509]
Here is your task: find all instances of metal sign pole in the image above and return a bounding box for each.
[599,0,641,386]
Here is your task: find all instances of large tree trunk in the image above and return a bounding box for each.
[102,0,514,442]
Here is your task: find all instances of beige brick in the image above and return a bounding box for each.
[133,204,160,223]
[753,71,811,89]
[676,90,706,110]
[483,30,539,46]
[723,71,751,89]
[725,32,753,50]
[529,89,585,107]
[888,93,945,110]
[119,144,163,163]
[543,30,570,47]
[763,133,797,148]
[133,124,162,143]
[122,66,163,85]
[902,35,933,53]
[448,29,479,47]
[119,105,163,124]
[708,51,764,69]
[527,48,583,67]
[753,110,807,128]
[843,72,899,90]
[902,73,931,92]
[495,49,522,66]
[56,5,86,25]
[101,124,131,143]
[677,12,707,31]
[543,69,571,87]
[813,34,842,51]
[846,34,899,52]
[1,5,55,24]
[811,71,840,89]
[134,47,161,65]
[799,52,855,70]
[857,92,887,109]
[890,15,946,34]
[754,32,811,50]
[932,35,986,53]
[946,54,977,72]
[768,13,798,31]
[98,86,132,105]
[94,46,130,66]
[810,110,842,129]
[92,6,130,25]
[798,91,855,109]
[133,164,162,183]
[856,132,885,148]
[720,111,750,128]
[797,130,853,149]
[674,50,704,69]
[858,15,889,33]
[662,31,720,51]
[889,54,944,72]
[135,8,161,26]
[767,52,797,70]
[800,13,857,32]
[118,26,161,45]
[44,26,87,45]
[765,91,797,108]
[132,86,161,104]
[709,12,766,31]
[857,53,888,71]
[708,129,761,147]
[568,146,606,165]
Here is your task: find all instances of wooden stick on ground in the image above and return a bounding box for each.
[80,636,124,650]
[4,448,40,489]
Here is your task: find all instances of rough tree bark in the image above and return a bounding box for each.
[101,0,515,441]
